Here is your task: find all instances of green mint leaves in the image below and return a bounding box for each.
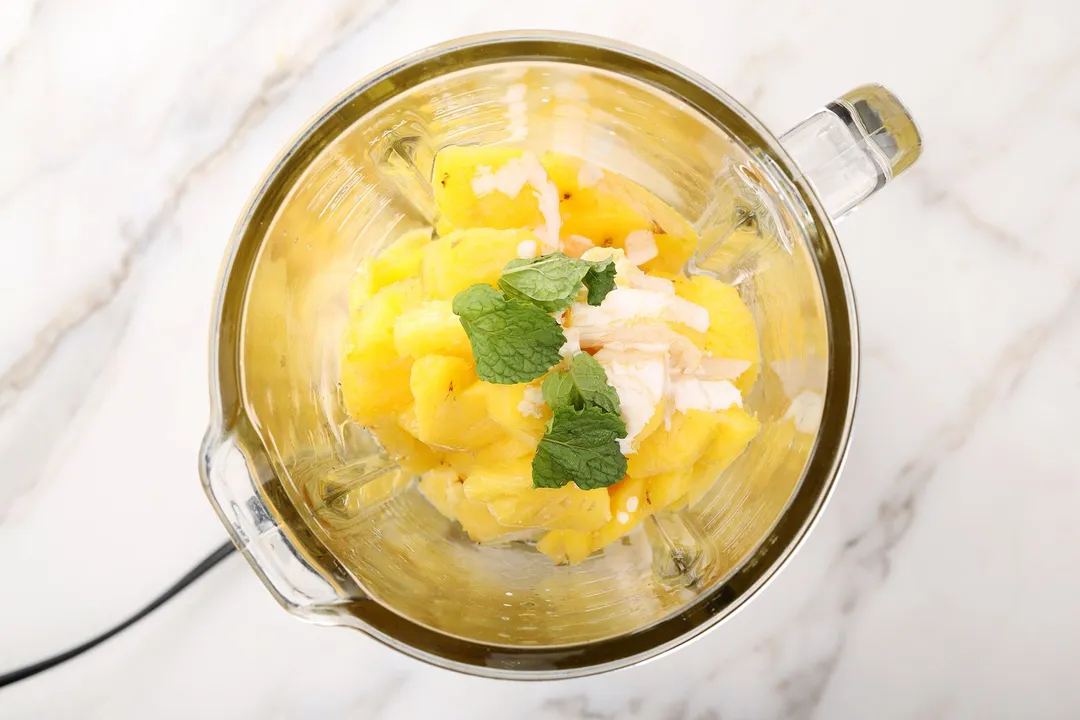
[452,284,565,384]
[498,254,590,312]
[541,352,621,416]
[498,252,616,311]
[533,352,627,490]
[532,406,628,490]
[451,250,628,488]
[582,259,617,306]
[452,250,618,384]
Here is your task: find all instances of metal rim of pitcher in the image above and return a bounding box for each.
[202,31,859,679]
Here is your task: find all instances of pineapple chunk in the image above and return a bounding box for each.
[463,457,611,532]
[418,466,515,542]
[348,229,430,311]
[394,300,472,359]
[540,152,645,249]
[445,436,536,477]
[456,497,519,543]
[460,456,534,502]
[684,460,723,508]
[397,405,422,438]
[369,416,441,475]
[347,259,376,312]
[622,181,699,275]
[699,406,761,469]
[632,401,666,452]
[474,380,549,446]
[409,355,505,450]
[682,407,761,506]
[418,466,463,520]
[433,146,544,234]
[539,151,698,273]
[370,228,431,287]
[537,529,593,565]
[421,228,534,299]
[339,280,419,424]
[340,355,412,426]
[627,410,722,478]
[672,275,760,392]
[591,475,651,550]
[343,279,420,360]
[538,476,653,563]
[488,486,612,531]
[645,468,694,510]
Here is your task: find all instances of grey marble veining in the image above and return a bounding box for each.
[2,0,1079,718]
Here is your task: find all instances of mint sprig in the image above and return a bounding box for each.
[498,254,592,312]
[450,250,628,488]
[452,251,619,385]
[533,352,627,490]
[532,405,628,490]
[452,284,565,384]
[498,252,616,311]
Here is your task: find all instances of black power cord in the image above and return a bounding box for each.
[0,540,236,690]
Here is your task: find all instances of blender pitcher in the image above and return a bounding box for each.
[200,32,921,678]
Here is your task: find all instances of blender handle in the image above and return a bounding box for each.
[779,84,923,222]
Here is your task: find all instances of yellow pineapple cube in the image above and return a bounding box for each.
[682,407,761,506]
[627,410,721,478]
[539,151,698,272]
[456,497,519,543]
[418,466,463,520]
[445,436,536,477]
[347,259,376,312]
[340,355,412,426]
[370,228,431,287]
[487,486,611,531]
[409,355,505,450]
[463,457,611,532]
[421,228,534,299]
[474,380,549,446]
[672,275,760,393]
[644,468,694,510]
[340,279,420,424]
[396,405,424,440]
[369,416,441,475]
[348,230,430,311]
[418,466,519,543]
[433,146,544,234]
[394,300,472,359]
[699,406,761,469]
[540,152,646,248]
[622,181,699,275]
[460,456,534,502]
[343,279,420,359]
[537,529,594,565]
[632,401,666,451]
[591,475,651,551]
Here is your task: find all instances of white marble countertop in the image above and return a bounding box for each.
[2,0,1079,717]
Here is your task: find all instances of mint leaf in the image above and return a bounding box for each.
[452,284,565,384]
[582,258,616,306]
[498,252,592,312]
[541,371,578,410]
[532,406,628,490]
[541,352,621,415]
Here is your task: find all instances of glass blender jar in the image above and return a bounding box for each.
[200,31,921,678]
